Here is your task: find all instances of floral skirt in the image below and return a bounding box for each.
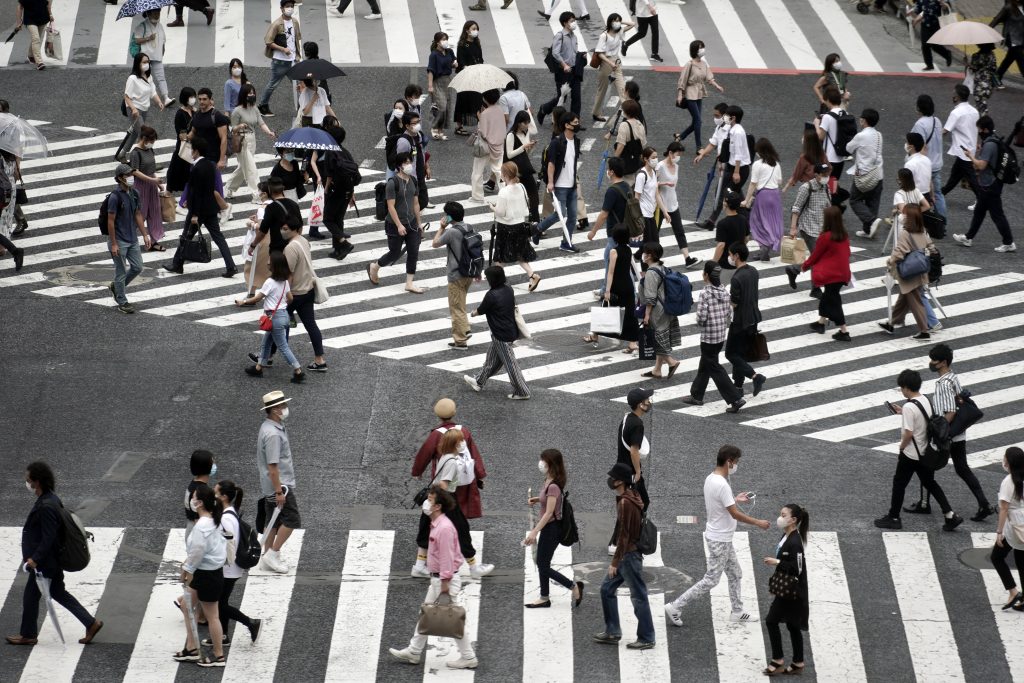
[492,222,536,264]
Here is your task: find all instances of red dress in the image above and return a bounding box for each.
[412,422,487,519]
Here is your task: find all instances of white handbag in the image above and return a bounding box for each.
[590,302,624,335]
[313,277,330,304]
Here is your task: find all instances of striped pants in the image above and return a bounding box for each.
[476,339,530,398]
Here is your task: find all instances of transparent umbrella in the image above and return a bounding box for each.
[0,114,49,160]
[33,570,66,647]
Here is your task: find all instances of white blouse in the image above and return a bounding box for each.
[124,75,156,111]
[750,159,782,190]
[490,183,530,225]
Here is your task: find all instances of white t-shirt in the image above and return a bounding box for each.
[595,31,622,58]
[280,19,297,63]
[259,278,290,313]
[219,507,244,580]
[134,19,166,61]
[1000,475,1024,508]
[634,164,658,217]
[727,123,750,166]
[820,108,844,163]
[655,159,678,212]
[555,138,576,189]
[124,75,156,111]
[1001,475,1024,550]
[635,0,656,19]
[904,153,932,194]
[299,86,329,125]
[892,188,924,235]
[750,159,782,190]
[710,122,730,154]
[703,473,737,542]
[902,394,933,459]
[944,102,979,161]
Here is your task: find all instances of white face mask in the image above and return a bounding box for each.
[187,97,197,107]
[538,460,548,474]
[1004,460,1011,473]
[727,255,736,267]
[401,162,414,175]
[833,61,842,70]
[713,116,724,126]
[25,481,34,493]
[469,30,479,38]
[421,499,435,516]
[279,406,290,420]
[189,498,200,512]
[728,463,738,475]
[568,21,577,31]
[283,7,294,17]
[393,108,404,119]
[611,22,622,31]
[232,67,243,77]
[440,41,450,50]
[125,176,135,187]
[698,48,706,58]
[905,145,914,155]
[411,123,422,134]
[142,63,150,73]
[776,516,790,530]
[648,156,658,167]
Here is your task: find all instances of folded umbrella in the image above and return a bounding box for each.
[927,20,1003,46]
[287,59,346,81]
[695,164,716,221]
[448,64,513,94]
[275,127,340,152]
[117,0,175,20]
[0,113,49,160]
[181,587,201,652]
[5,25,20,42]
[33,569,66,647]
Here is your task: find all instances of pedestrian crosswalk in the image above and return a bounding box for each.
[3,130,1023,468]
[0,0,924,73]
[0,524,1021,681]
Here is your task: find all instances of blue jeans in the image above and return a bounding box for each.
[260,309,300,370]
[679,98,703,148]
[259,59,293,108]
[930,168,947,219]
[600,551,655,643]
[538,186,577,246]
[922,289,939,328]
[596,236,615,296]
[109,239,143,305]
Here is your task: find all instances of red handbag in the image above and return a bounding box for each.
[258,288,286,331]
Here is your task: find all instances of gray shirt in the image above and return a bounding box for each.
[977,136,999,187]
[438,222,468,283]
[435,454,459,492]
[385,174,418,228]
[911,115,944,171]
[552,29,577,68]
[256,418,295,497]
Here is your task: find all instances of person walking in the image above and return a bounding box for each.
[873,369,964,531]
[681,262,746,412]
[991,1,1024,85]
[116,53,165,163]
[174,483,227,667]
[711,192,747,271]
[612,100,647,184]
[182,450,216,541]
[591,14,631,122]
[498,74,532,133]
[367,152,427,293]
[940,85,980,202]
[168,0,214,27]
[953,115,1016,252]
[845,108,885,243]
[878,205,936,341]
[538,12,582,120]
[15,0,51,70]
[269,147,306,202]
[318,122,357,260]
[334,0,382,20]
[189,88,230,174]
[470,90,505,202]
[788,162,831,297]
[164,138,235,277]
[432,202,475,350]
[593,462,655,650]
[105,163,152,314]
[584,225,639,351]
[607,387,653,558]
[724,242,767,397]
[903,134,933,203]
[693,102,733,229]
[166,87,196,197]
[128,127,165,252]
[258,1,303,118]
[393,111,432,211]
[909,0,953,71]
[297,78,335,128]
[133,10,173,107]
[781,131,829,194]
[426,32,457,140]
[254,390,303,572]
[586,157,631,298]
[967,44,998,116]
[533,110,581,252]
[787,206,852,341]
[212,481,262,646]
[639,242,682,378]
[676,39,724,147]
[665,445,770,626]
[389,487,479,670]
[223,58,247,113]
[655,141,700,266]
[504,111,540,224]
[911,94,947,218]
[237,250,306,382]
[889,167,932,238]
[282,221,327,373]
[226,84,276,201]
[454,22,484,137]
[633,146,662,253]
[0,151,25,271]
[742,137,783,261]
[464,266,531,399]
[622,0,661,62]
[812,53,851,113]
[488,163,539,288]
[989,447,1024,610]
[6,462,104,647]
[524,449,585,608]
[0,100,28,238]
[762,504,810,677]
[814,88,848,187]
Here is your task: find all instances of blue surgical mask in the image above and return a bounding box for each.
[284,152,295,162]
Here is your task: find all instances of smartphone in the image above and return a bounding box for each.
[960,145,970,153]
[885,401,897,415]
[743,491,756,500]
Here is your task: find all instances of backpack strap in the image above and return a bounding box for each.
[907,398,931,457]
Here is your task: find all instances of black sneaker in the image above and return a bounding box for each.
[291,371,306,384]
[697,219,715,231]
[832,331,851,342]
[877,321,894,335]
[247,352,272,367]
[681,396,704,406]
[904,501,931,514]
[248,618,262,644]
[912,331,931,341]
[809,322,826,334]
[943,513,964,532]
[559,243,579,253]
[116,302,135,314]
[785,265,799,290]
[650,54,664,63]
[592,632,621,644]
[627,639,655,649]
[752,374,766,397]
[258,105,274,117]
[971,506,996,522]
[873,515,902,530]
[684,256,700,269]
[244,365,263,377]
[726,399,746,414]
[448,342,469,350]
[307,361,328,372]
[809,287,822,299]
[13,248,25,272]
[531,225,542,246]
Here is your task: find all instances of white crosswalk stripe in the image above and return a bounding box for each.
[1,525,1021,681]
[0,0,928,73]
[4,131,1023,470]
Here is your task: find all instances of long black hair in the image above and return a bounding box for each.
[216,480,245,511]
[228,57,248,84]
[1007,447,1024,500]
[784,503,810,542]
[192,482,223,526]
[130,52,151,80]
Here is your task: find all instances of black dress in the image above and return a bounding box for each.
[766,532,809,629]
[454,40,484,127]
[504,132,539,222]
[166,108,193,193]
[607,244,639,342]
[270,161,307,199]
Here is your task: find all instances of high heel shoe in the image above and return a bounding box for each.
[573,581,585,608]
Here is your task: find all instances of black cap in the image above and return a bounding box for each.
[814,162,830,174]
[626,387,654,409]
[607,463,635,485]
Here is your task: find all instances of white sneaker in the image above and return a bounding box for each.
[930,321,944,332]
[447,656,479,669]
[507,394,530,400]
[729,611,759,623]
[952,233,972,247]
[470,563,494,578]
[463,374,481,392]
[364,13,382,19]
[608,544,617,556]
[855,230,871,238]
[868,218,883,238]
[664,603,683,627]
[260,550,288,574]
[995,243,1017,253]
[389,647,421,665]
[967,203,976,211]
[410,564,431,578]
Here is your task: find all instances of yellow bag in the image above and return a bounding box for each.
[780,236,808,265]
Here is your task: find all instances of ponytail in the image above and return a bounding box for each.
[193,482,224,527]
[785,503,810,542]
[217,479,245,513]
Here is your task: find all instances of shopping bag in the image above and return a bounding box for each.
[590,302,624,335]
[309,184,325,227]
[638,324,656,361]
[177,140,194,164]
[160,192,176,223]
[313,277,330,305]
[45,23,62,61]
[939,10,959,27]
[179,225,212,263]
[779,236,808,265]
[963,67,975,93]
[745,330,770,363]
[417,594,466,639]
[514,305,532,340]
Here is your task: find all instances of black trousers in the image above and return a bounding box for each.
[888,452,952,519]
[657,208,688,249]
[0,233,18,253]
[322,185,351,253]
[288,290,323,357]
[991,541,1024,591]
[766,599,804,662]
[920,20,952,69]
[218,577,253,636]
[416,504,477,559]
[691,341,742,404]
[536,521,574,597]
[997,45,1024,79]
[818,282,846,325]
[941,157,979,198]
[541,70,582,118]
[966,182,1015,245]
[20,569,95,638]
[918,440,991,509]
[708,164,749,223]
[724,323,757,387]
[624,16,659,55]
[377,224,422,274]
[172,213,235,271]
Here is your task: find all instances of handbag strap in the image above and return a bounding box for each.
[268,281,286,315]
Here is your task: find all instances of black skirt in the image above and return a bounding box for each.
[492,222,536,264]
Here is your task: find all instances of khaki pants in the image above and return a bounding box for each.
[448,277,473,343]
[892,285,927,332]
[592,60,626,118]
[471,153,502,202]
[26,24,46,65]
[226,134,259,196]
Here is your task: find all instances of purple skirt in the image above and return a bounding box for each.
[137,177,164,243]
[749,187,784,251]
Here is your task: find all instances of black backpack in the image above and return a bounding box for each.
[49,500,93,572]
[450,223,485,278]
[991,136,1020,185]
[635,513,658,555]
[224,510,261,570]
[558,489,580,547]
[824,110,858,157]
[384,132,407,172]
[620,121,643,175]
[324,149,362,190]
[374,180,388,221]
[908,399,952,470]
[97,192,115,237]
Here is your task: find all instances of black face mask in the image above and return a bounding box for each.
[607,477,619,491]
[247,95,256,103]
[928,361,941,373]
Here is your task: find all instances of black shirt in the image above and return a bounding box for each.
[19,0,49,26]
[191,108,230,162]
[22,491,62,573]
[477,285,517,343]
[715,214,748,269]
[260,198,302,252]
[601,181,631,234]
[187,158,218,218]
[730,264,762,330]
[616,412,644,473]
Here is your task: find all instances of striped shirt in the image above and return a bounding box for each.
[933,370,967,443]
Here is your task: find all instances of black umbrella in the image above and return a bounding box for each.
[287,59,346,81]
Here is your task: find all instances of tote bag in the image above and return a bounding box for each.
[590,302,624,335]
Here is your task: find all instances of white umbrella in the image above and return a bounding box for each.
[33,570,66,647]
[448,64,514,94]
[0,114,49,160]
[927,21,1004,46]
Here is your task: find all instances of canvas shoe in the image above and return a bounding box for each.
[447,657,479,669]
[664,603,683,627]
[410,564,431,578]
[470,563,494,578]
[463,375,481,392]
[389,647,421,664]
[729,611,758,623]
[260,549,288,574]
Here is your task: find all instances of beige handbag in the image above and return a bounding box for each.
[514,305,531,340]
[416,593,466,639]
[780,236,808,265]
[159,192,176,222]
[177,139,194,164]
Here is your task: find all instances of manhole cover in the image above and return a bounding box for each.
[529,329,623,351]
[571,560,693,593]
[959,547,1001,570]
[45,264,155,287]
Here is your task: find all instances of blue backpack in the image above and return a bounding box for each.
[652,267,693,316]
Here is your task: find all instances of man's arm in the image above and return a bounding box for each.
[28,505,61,567]
[727,504,769,529]
[218,125,228,168]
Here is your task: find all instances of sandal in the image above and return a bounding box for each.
[782,663,805,675]
[667,364,679,378]
[582,334,599,344]
[528,273,542,292]
[148,243,167,252]
[437,132,449,141]
[622,346,637,354]
[640,371,663,378]
[366,263,379,286]
[197,655,227,668]
[455,128,470,136]
[762,660,786,676]
[172,648,199,662]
